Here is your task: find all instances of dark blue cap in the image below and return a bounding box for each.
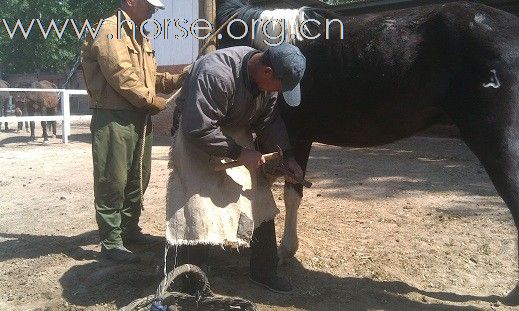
[267,43,306,107]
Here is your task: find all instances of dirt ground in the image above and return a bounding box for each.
[0,124,518,311]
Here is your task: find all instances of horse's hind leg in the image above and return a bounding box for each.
[50,107,57,138]
[449,66,519,304]
[41,120,49,143]
[41,107,49,143]
[28,105,36,141]
[24,103,29,132]
[2,100,8,130]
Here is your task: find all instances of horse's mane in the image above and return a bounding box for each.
[216,0,262,28]
[217,0,343,24]
[217,0,349,48]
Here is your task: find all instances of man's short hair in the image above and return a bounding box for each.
[260,50,277,78]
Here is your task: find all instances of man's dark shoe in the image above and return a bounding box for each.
[249,274,293,294]
[100,245,140,264]
[122,231,163,247]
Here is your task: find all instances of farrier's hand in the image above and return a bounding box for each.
[284,157,303,184]
[238,148,265,171]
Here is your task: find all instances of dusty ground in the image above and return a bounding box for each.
[0,124,518,311]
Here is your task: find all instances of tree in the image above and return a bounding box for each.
[0,0,118,74]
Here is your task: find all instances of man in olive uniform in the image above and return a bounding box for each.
[81,0,181,263]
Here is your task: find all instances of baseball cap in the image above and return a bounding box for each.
[146,0,165,9]
[267,43,306,107]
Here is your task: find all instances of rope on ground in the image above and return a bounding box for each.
[119,264,257,311]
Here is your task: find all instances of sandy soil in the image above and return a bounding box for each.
[0,124,517,311]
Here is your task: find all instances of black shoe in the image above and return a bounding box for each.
[249,274,293,294]
[100,245,140,264]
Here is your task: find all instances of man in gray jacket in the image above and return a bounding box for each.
[170,43,306,293]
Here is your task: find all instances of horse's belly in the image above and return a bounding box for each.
[311,106,443,147]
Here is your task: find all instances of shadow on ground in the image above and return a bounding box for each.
[0,231,98,261]
[58,245,508,310]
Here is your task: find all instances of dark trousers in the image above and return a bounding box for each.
[184,220,278,278]
[249,220,278,278]
[90,109,152,249]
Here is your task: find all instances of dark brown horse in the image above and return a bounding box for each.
[26,80,59,143]
[217,0,519,303]
[12,82,30,133]
[0,79,9,131]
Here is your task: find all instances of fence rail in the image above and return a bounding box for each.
[0,88,89,144]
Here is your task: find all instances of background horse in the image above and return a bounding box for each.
[12,82,30,133]
[217,0,519,301]
[26,80,59,143]
[0,79,10,131]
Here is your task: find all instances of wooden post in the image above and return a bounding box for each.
[199,0,217,55]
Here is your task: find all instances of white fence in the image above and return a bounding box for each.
[0,88,89,144]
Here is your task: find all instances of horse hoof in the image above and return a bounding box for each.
[30,136,36,141]
[52,134,56,139]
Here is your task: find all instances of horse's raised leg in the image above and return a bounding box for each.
[278,141,312,265]
[449,65,519,305]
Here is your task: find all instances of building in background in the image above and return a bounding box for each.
[152,0,199,72]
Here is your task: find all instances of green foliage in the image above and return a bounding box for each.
[0,0,118,74]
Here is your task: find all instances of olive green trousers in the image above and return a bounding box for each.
[90,109,152,249]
